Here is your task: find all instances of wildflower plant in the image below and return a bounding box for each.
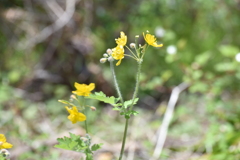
[56,30,163,159]
[0,134,13,160]
[97,30,163,159]
[56,83,102,160]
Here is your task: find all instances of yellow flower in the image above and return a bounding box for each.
[0,134,13,149]
[111,45,125,66]
[115,31,127,47]
[65,106,86,124]
[143,32,163,47]
[72,83,95,96]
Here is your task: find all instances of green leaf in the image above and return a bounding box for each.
[214,62,236,72]
[195,51,211,66]
[54,133,87,152]
[112,107,121,111]
[123,98,139,109]
[116,98,139,109]
[86,91,119,105]
[91,143,103,151]
[219,45,239,57]
[112,98,139,112]
[121,110,139,119]
[189,81,209,93]
[86,153,93,160]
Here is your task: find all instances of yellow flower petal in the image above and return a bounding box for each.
[88,83,95,91]
[65,106,86,124]
[143,32,163,47]
[112,45,124,66]
[72,82,95,97]
[0,134,13,149]
[0,134,6,143]
[115,31,127,47]
[116,59,122,66]
[74,82,83,89]
[152,42,163,47]
[1,142,13,149]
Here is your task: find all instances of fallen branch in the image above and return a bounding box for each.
[151,82,190,160]
[24,0,77,49]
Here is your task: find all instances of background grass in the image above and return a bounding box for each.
[1,0,240,159]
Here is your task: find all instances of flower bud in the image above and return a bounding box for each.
[71,95,77,99]
[70,95,77,102]
[130,43,136,49]
[100,58,107,63]
[103,53,108,57]
[90,106,96,111]
[108,56,114,62]
[106,48,112,55]
[0,149,10,158]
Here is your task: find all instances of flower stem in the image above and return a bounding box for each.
[118,61,142,160]
[110,61,124,105]
[82,98,88,134]
[125,45,138,59]
[124,54,138,61]
[118,118,129,160]
[129,60,142,111]
[84,112,88,134]
[141,45,149,59]
[110,60,128,159]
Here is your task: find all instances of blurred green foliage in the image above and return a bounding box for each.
[1,0,240,159]
[90,0,240,98]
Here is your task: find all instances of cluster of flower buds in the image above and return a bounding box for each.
[99,31,163,66]
[80,134,91,146]
[0,149,10,158]
[100,49,114,64]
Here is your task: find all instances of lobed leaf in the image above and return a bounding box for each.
[91,143,103,151]
[123,98,139,109]
[54,133,87,152]
[86,91,119,105]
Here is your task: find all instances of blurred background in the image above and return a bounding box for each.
[1,0,240,159]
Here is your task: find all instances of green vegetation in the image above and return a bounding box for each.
[1,0,240,159]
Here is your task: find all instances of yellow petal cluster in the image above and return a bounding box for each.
[112,32,127,66]
[115,31,127,47]
[143,32,163,47]
[65,106,86,124]
[0,134,13,149]
[112,45,125,66]
[72,82,95,97]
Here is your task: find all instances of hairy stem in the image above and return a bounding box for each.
[84,114,88,134]
[118,118,129,160]
[110,61,124,105]
[82,98,88,134]
[129,60,142,111]
[119,60,142,160]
